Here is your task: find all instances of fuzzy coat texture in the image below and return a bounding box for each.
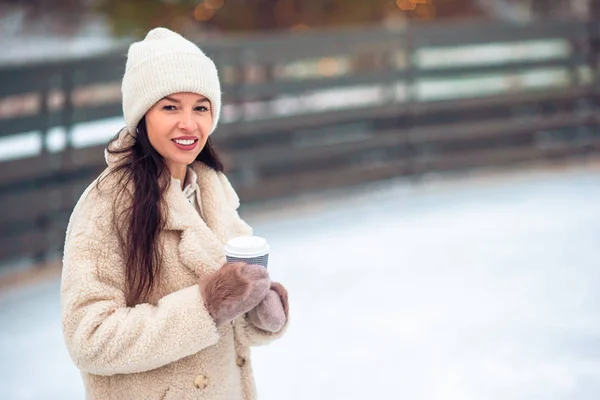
[61,129,288,400]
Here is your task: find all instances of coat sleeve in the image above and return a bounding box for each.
[61,185,220,376]
[216,172,290,347]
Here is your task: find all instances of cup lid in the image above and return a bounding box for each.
[224,236,270,258]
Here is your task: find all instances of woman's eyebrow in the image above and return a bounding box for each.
[160,96,209,103]
[161,96,180,103]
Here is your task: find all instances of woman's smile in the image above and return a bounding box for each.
[172,136,199,151]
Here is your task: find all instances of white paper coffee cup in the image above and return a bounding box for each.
[224,236,270,268]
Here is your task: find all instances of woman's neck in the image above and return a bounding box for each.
[168,163,188,190]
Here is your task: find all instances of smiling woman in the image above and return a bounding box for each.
[60,27,289,400]
[145,93,213,185]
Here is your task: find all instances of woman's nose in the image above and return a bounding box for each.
[178,113,197,132]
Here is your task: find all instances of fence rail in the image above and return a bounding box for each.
[0,18,599,265]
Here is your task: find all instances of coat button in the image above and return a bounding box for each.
[194,375,209,389]
[236,356,246,367]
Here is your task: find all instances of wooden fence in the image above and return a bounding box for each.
[0,18,599,266]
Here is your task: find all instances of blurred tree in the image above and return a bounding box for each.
[93,0,199,37]
[212,0,389,31]
[92,0,487,37]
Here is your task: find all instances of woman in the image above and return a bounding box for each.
[61,28,289,400]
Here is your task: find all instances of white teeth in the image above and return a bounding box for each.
[174,139,195,145]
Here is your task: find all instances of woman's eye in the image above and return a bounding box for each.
[162,105,177,111]
[195,106,209,112]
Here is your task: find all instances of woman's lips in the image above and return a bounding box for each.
[172,138,198,151]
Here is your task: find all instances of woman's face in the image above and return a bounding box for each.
[145,92,213,171]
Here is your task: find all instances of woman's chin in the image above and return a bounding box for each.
[168,154,199,167]
[182,157,199,166]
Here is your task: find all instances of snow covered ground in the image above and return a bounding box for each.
[1,164,599,400]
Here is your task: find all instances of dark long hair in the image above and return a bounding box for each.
[101,117,224,306]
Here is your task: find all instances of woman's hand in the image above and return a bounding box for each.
[200,262,270,326]
[247,282,289,332]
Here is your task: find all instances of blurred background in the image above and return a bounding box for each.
[1,0,600,399]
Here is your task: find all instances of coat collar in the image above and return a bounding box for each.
[163,163,225,235]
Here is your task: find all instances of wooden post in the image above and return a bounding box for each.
[404,24,420,179]
[589,2,600,155]
[591,1,600,87]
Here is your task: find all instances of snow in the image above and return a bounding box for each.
[1,166,599,399]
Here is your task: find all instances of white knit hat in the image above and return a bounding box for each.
[121,27,221,136]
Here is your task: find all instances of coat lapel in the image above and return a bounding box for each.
[195,163,232,244]
[163,165,226,278]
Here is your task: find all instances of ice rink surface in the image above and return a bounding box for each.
[1,165,599,400]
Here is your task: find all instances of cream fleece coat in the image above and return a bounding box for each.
[61,129,287,400]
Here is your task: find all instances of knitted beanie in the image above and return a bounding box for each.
[121,27,221,136]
